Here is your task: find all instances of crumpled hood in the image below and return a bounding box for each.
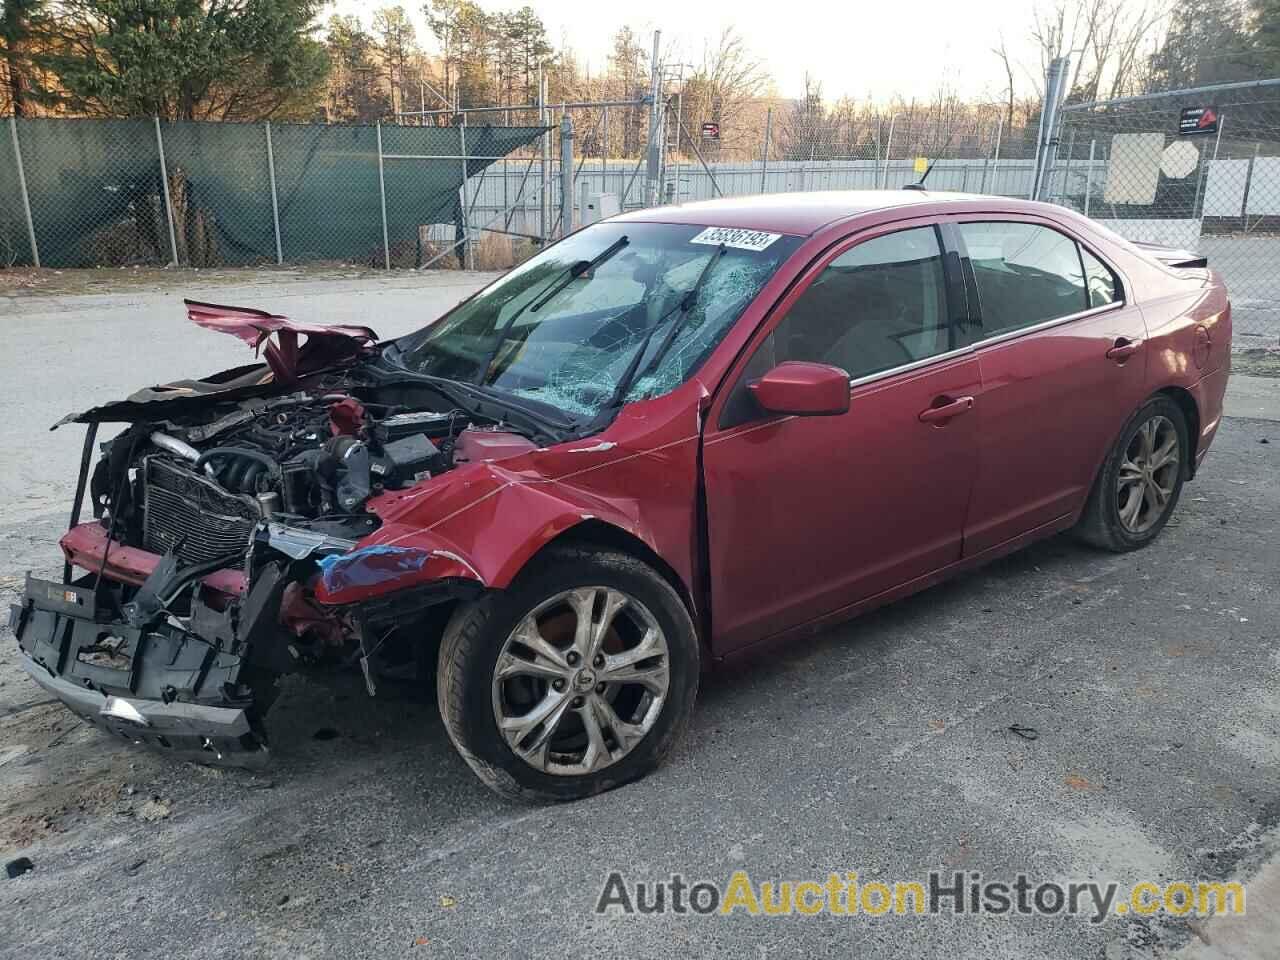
[185,299,378,381]
[54,300,380,428]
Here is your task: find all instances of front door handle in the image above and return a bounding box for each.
[1106,338,1143,362]
[919,395,975,424]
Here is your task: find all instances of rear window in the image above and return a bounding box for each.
[959,222,1088,338]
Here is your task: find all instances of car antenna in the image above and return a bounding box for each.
[902,132,956,191]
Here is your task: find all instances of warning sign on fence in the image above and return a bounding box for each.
[1178,106,1219,136]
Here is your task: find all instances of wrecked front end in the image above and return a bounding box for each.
[12,306,544,767]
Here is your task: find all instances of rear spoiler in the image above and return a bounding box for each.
[1130,241,1208,269]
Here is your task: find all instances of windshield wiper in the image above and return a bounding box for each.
[590,243,726,425]
[473,235,630,387]
[528,235,630,313]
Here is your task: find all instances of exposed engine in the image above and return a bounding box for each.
[89,388,533,569]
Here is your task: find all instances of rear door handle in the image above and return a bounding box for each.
[1106,338,1143,362]
[919,396,975,424]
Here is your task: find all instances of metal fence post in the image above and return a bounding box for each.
[375,122,391,270]
[154,117,179,266]
[459,114,472,269]
[1031,56,1070,201]
[560,113,574,236]
[602,105,609,199]
[760,106,772,193]
[1084,138,1096,216]
[538,66,548,242]
[980,119,998,193]
[646,30,663,207]
[881,115,897,189]
[264,122,283,265]
[1058,127,1076,204]
[8,116,39,268]
[1196,115,1226,223]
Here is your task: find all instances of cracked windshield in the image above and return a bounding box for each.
[393,223,801,421]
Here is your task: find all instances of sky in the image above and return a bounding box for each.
[332,0,1054,103]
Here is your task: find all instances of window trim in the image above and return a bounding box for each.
[1077,242,1124,310]
[711,216,962,431]
[946,216,1129,352]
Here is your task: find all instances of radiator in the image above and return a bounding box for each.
[142,457,260,565]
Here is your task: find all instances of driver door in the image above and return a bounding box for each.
[702,222,981,653]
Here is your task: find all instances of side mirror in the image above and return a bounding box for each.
[748,361,851,417]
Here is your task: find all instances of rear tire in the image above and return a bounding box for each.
[436,546,699,803]
[1074,395,1189,553]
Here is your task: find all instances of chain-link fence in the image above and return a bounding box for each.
[655,105,1031,203]
[427,98,1035,235]
[0,117,547,270]
[1044,79,1280,354]
[5,76,1280,323]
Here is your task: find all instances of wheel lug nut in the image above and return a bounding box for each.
[552,679,566,692]
[571,696,584,708]
[566,652,580,666]
[593,654,604,668]
[595,682,606,694]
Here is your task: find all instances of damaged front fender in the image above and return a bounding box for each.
[310,408,702,616]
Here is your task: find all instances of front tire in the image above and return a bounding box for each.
[436,546,699,803]
[1075,395,1189,552]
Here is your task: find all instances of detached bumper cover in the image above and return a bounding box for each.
[11,574,268,768]
[18,653,266,767]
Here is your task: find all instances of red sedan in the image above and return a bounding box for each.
[13,191,1231,802]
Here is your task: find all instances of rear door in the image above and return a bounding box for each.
[951,218,1150,555]
[702,222,981,652]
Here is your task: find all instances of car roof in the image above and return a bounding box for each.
[613,190,1040,236]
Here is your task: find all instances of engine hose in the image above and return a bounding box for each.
[150,431,217,478]
[224,456,249,491]
[193,447,282,482]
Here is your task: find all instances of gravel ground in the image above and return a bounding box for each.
[0,272,1278,959]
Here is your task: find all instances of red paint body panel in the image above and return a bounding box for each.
[748,361,851,416]
[61,522,247,597]
[963,303,1151,553]
[452,429,539,463]
[184,299,378,382]
[352,403,704,606]
[704,353,982,650]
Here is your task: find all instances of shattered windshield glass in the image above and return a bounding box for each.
[390,223,801,420]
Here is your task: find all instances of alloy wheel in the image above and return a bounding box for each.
[1116,414,1180,534]
[491,587,670,776]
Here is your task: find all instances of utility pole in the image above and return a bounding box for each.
[560,113,574,236]
[645,30,663,207]
[1031,55,1070,201]
[539,65,549,242]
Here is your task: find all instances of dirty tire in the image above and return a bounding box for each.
[436,546,699,803]
[1074,394,1190,553]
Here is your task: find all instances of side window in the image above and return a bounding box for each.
[770,226,950,380]
[958,222,1088,339]
[1081,246,1121,308]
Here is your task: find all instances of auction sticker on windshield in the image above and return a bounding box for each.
[689,227,782,251]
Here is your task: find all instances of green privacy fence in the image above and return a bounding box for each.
[1,117,548,269]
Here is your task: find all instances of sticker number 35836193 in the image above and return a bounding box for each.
[688,227,782,252]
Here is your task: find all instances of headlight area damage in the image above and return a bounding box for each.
[9,299,607,768]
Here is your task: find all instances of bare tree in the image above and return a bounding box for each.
[676,27,770,160]
[993,33,1019,134]
[1030,0,1169,102]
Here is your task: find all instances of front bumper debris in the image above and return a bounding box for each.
[11,573,268,768]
